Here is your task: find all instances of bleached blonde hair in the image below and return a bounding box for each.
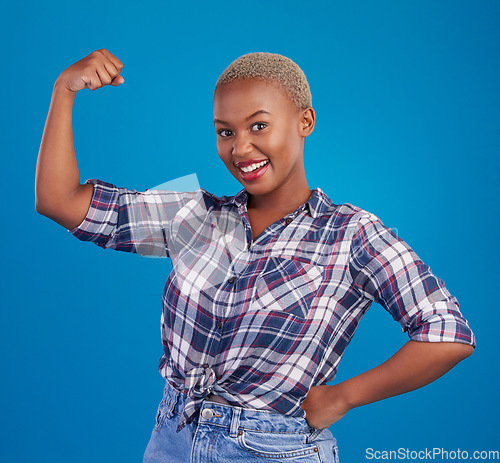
[215,52,312,110]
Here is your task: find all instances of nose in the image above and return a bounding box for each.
[231,132,252,156]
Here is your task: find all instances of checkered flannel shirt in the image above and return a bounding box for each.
[69,179,475,430]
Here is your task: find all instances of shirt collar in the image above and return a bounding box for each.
[306,188,335,218]
[222,187,335,219]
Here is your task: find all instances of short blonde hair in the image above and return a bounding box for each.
[215,52,312,110]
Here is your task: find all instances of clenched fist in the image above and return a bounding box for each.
[56,49,124,93]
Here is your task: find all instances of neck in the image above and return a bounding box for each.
[247,174,312,216]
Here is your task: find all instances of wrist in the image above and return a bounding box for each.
[53,77,78,98]
[328,382,355,415]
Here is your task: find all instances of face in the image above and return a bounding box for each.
[213,79,315,199]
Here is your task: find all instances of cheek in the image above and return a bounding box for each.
[265,136,296,160]
[217,149,233,169]
[268,122,300,153]
[215,141,226,159]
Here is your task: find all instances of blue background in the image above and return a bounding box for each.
[2,1,499,461]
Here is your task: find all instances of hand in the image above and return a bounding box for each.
[56,49,124,94]
[301,385,350,430]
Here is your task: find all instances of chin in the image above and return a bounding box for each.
[241,182,276,197]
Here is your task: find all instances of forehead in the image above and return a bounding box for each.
[213,79,297,121]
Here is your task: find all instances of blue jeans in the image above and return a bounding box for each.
[143,381,339,462]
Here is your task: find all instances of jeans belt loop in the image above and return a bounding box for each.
[164,382,180,418]
[229,407,241,438]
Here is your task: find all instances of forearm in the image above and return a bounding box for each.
[35,80,80,212]
[35,49,124,229]
[336,340,473,410]
[302,340,474,429]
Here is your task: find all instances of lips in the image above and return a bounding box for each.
[235,158,269,169]
[235,158,270,182]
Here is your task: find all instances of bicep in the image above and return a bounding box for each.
[39,182,94,231]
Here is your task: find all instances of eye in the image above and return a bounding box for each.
[217,129,233,138]
[250,122,267,132]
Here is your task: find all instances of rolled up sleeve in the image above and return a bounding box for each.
[349,213,475,347]
[68,178,199,258]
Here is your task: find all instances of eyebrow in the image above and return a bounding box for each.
[214,110,271,125]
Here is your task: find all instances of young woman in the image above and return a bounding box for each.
[35,49,475,462]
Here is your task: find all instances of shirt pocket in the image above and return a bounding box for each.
[251,257,323,319]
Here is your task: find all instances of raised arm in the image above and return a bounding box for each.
[35,49,124,230]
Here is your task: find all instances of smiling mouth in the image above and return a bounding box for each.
[239,160,269,173]
[234,159,270,182]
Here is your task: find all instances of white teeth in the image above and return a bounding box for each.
[241,160,268,173]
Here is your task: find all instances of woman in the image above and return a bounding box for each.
[35,49,475,462]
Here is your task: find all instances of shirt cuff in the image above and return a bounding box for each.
[67,178,120,247]
[406,301,476,348]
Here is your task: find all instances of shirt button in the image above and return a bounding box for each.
[228,277,236,284]
[201,408,214,419]
[202,363,209,369]
[216,321,222,329]
[285,217,293,225]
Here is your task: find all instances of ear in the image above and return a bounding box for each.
[299,107,315,137]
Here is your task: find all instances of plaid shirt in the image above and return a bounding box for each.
[70,179,475,430]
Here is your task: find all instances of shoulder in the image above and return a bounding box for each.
[311,188,381,229]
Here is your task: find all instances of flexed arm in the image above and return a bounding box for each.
[35,49,124,230]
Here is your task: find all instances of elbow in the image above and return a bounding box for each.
[34,186,54,217]
[35,195,58,219]
[35,188,66,221]
[35,196,50,216]
[35,197,48,216]
[410,339,475,367]
[34,194,65,225]
[456,343,474,361]
[444,342,474,366]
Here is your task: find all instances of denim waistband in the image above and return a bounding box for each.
[162,381,313,435]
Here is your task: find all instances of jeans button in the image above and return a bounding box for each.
[201,408,214,419]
